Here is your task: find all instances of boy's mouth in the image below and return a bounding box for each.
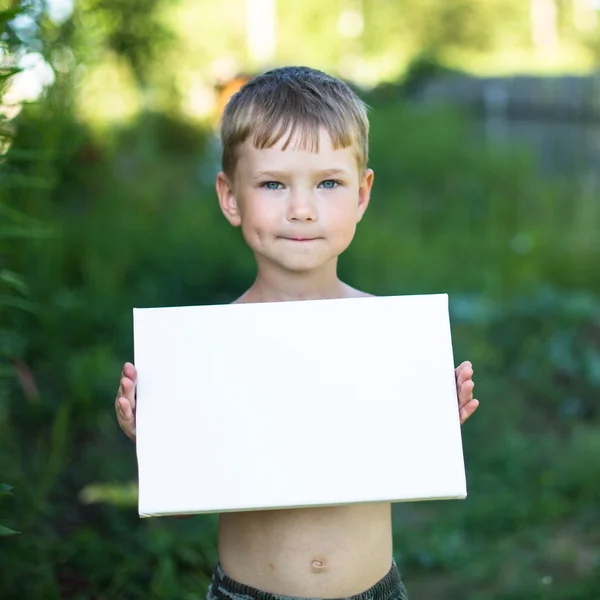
[281,236,321,242]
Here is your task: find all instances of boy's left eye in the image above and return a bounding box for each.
[319,180,339,189]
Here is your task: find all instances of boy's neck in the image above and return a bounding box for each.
[236,260,361,303]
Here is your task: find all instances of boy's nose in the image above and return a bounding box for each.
[287,190,317,222]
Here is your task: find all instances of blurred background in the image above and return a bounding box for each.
[1,0,599,598]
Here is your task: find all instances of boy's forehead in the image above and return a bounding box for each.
[237,127,357,171]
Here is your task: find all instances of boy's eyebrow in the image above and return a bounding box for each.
[252,168,351,180]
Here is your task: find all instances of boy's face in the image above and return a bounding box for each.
[217,127,374,274]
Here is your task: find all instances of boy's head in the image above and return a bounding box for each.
[216,66,374,276]
[220,66,369,179]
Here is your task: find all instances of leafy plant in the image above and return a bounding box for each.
[0,1,51,543]
[0,483,20,536]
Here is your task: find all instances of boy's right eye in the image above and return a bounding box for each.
[262,181,284,190]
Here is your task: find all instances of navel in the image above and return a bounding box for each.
[311,558,327,572]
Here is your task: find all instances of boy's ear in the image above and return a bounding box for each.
[356,168,374,223]
[216,171,241,227]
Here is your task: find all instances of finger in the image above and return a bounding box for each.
[115,382,134,419]
[123,363,138,404]
[116,396,136,441]
[455,361,471,376]
[456,362,473,388]
[460,398,479,424]
[117,396,132,420]
[120,377,136,411]
[458,379,475,408]
[123,362,137,383]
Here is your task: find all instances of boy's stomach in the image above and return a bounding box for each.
[217,502,393,597]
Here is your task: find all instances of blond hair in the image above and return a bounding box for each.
[220,66,369,178]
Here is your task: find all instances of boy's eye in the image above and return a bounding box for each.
[262,181,283,190]
[319,180,339,189]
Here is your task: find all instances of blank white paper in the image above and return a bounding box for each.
[133,294,467,517]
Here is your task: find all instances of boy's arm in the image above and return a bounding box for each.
[456,361,479,424]
[116,362,137,442]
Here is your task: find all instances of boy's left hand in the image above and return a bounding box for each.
[456,361,479,424]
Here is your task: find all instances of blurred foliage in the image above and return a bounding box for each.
[0,1,44,541]
[0,483,19,537]
[29,0,600,123]
[1,0,599,598]
[74,0,174,87]
[277,0,598,82]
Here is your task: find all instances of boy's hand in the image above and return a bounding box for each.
[116,362,137,442]
[456,361,479,424]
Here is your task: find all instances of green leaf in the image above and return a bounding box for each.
[0,270,28,295]
[0,525,21,537]
[0,483,13,495]
[0,295,36,313]
[0,174,55,189]
[2,148,53,160]
[0,225,53,240]
[0,203,47,224]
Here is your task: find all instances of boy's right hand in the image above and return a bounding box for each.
[115,362,137,442]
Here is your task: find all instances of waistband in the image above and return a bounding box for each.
[207,560,407,600]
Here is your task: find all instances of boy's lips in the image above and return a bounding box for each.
[281,236,321,242]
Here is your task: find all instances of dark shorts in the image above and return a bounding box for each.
[206,561,409,600]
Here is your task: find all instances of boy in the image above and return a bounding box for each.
[115,66,479,600]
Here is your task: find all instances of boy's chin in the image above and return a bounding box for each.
[257,252,338,274]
